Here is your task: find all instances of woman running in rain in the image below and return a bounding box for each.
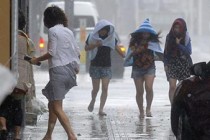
[85,19,124,116]
[164,18,192,104]
[31,6,79,140]
[126,19,162,118]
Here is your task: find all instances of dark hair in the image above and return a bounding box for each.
[44,6,68,28]
[18,9,26,30]
[129,32,161,47]
[100,25,110,33]
[168,18,187,45]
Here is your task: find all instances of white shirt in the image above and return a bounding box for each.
[47,24,80,68]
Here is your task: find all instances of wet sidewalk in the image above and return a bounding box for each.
[23,63,176,140]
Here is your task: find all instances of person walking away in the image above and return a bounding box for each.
[164,18,192,104]
[30,6,80,140]
[126,18,162,118]
[85,19,125,116]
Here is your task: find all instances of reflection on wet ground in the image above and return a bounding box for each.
[24,104,176,139]
[24,65,176,140]
[66,106,175,140]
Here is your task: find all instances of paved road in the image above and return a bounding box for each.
[23,35,210,140]
[23,61,177,140]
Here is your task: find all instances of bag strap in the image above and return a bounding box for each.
[18,30,31,55]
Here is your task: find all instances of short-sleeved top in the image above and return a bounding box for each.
[91,46,111,67]
[48,24,80,69]
[86,36,118,67]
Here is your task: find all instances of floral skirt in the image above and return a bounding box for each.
[167,57,192,81]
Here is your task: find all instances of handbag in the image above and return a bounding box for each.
[12,87,27,95]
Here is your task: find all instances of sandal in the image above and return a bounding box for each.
[139,109,145,118]
[139,113,145,118]
[98,111,107,116]
[88,100,95,112]
[146,109,152,117]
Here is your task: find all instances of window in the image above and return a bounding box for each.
[73,16,95,28]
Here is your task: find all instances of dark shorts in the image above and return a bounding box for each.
[131,65,156,78]
[0,95,23,126]
[89,66,112,79]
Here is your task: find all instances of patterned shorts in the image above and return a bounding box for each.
[89,66,112,79]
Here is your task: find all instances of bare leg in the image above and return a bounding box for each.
[42,102,57,140]
[14,126,21,139]
[134,78,145,118]
[0,117,7,130]
[51,100,77,140]
[144,75,155,117]
[168,78,177,104]
[88,78,100,112]
[0,117,7,140]
[99,78,110,115]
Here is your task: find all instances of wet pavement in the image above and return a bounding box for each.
[23,62,176,140]
[22,35,210,140]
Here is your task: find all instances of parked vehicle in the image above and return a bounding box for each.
[171,61,210,140]
[38,1,126,78]
[38,1,99,67]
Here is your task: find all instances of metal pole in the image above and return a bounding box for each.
[135,0,139,28]
[198,0,203,35]
[65,0,74,31]
[12,0,25,138]
[189,0,194,35]
[11,0,18,78]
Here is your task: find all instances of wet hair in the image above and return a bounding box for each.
[98,25,110,39]
[167,18,187,48]
[129,32,161,47]
[44,6,68,28]
[171,18,187,33]
[100,25,110,33]
[18,9,26,30]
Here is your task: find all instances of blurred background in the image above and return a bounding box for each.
[27,0,210,45]
[13,1,210,139]
[20,0,209,72]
